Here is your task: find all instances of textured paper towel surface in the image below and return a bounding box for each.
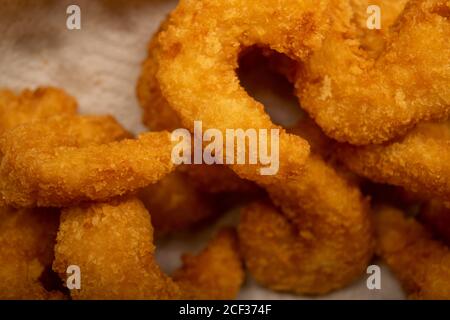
[0,0,405,299]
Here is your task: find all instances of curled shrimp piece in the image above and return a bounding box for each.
[296,0,450,145]
[137,19,261,195]
[53,197,244,300]
[239,200,373,295]
[137,20,263,234]
[210,61,374,294]
[238,118,374,294]
[0,206,63,299]
[156,0,336,181]
[338,122,450,201]
[375,205,450,299]
[0,115,174,207]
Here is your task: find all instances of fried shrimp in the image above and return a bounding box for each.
[238,117,373,295]
[375,205,450,299]
[0,207,62,299]
[238,156,374,294]
[53,197,244,300]
[296,0,450,145]
[338,122,450,201]
[137,18,264,234]
[156,0,335,181]
[0,115,174,207]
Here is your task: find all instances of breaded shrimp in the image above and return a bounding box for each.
[53,197,244,299]
[297,0,450,145]
[238,119,374,295]
[0,115,174,207]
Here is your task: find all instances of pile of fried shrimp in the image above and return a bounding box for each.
[0,0,449,300]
